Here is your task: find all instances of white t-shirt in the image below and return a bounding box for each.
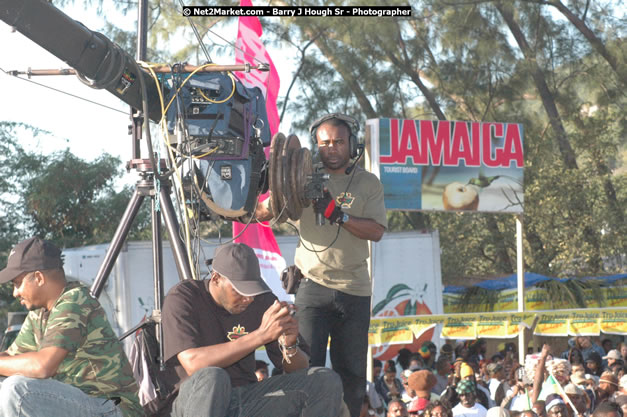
[488,378,502,401]
[452,402,488,417]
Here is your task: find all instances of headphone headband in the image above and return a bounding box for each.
[309,113,359,138]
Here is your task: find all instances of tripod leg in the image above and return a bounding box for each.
[91,187,146,298]
[151,194,168,370]
[160,184,193,281]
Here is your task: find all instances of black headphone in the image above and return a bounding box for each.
[309,113,361,159]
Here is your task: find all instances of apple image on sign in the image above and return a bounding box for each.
[442,182,479,210]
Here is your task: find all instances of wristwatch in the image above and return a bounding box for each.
[338,212,350,225]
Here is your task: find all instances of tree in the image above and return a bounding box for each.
[50,0,626,282]
[0,122,152,327]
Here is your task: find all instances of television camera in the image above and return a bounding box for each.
[0,0,325,226]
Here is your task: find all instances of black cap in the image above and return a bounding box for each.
[212,243,271,297]
[0,237,63,284]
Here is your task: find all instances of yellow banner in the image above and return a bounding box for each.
[476,314,509,338]
[599,309,627,335]
[365,309,626,346]
[568,311,601,336]
[507,313,537,337]
[534,313,570,336]
[442,316,477,340]
[368,316,438,346]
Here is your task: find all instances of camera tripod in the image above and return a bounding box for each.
[88,0,192,370]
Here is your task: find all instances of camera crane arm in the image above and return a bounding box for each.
[0,0,165,122]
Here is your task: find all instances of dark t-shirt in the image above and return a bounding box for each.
[161,279,285,389]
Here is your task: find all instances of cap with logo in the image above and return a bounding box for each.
[212,243,270,297]
[0,237,63,284]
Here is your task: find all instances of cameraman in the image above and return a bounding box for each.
[257,113,387,417]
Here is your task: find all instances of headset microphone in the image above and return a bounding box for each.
[345,144,365,175]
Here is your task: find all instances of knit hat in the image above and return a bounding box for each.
[456,379,476,394]
[545,394,565,413]
[408,370,437,398]
[460,363,474,379]
[419,344,432,359]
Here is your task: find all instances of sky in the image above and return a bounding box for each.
[0,3,296,188]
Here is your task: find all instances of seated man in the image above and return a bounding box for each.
[161,242,343,417]
[0,237,142,417]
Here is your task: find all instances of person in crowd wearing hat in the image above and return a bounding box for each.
[596,372,619,403]
[452,380,488,417]
[0,237,142,417]
[544,394,569,417]
[563,383,589,417]
[161,242,343,417]
[488,363,508,404]
[463,362,494,408]
[571,372,597,413]
[408,397,430,416]
[442,361,491,409]
[256,113,387,417]
[388,399,409,417]
[591,401,623,417]
[603,351,622,371]
[421,342,438,370]
[376,360,405,407]
[408,369,439,406]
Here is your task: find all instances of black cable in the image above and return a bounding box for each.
[0,67,127,115]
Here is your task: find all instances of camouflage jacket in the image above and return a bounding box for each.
[8,281,143,417]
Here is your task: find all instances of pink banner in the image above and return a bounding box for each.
[232,0,289,300]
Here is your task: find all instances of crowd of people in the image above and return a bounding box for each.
[361,338,627,417]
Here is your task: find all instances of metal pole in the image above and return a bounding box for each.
[160,184,194,281]
[516,214,525,364]
[91,188,145,298]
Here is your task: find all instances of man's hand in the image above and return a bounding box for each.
[256,301,299,345]
[313,189,343,225]
[540,343,551,358]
